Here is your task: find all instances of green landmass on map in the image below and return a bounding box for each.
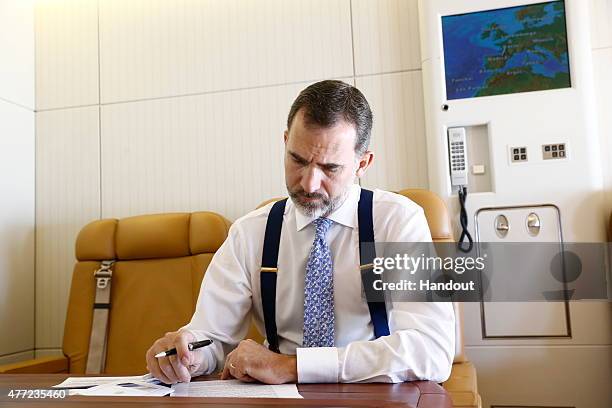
[481,23,508,41]
[476,70,570,97]
[516,4,547,20]
[475,3,570,97]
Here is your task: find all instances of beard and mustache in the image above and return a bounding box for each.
[287,185,350,219]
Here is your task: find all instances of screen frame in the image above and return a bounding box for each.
[439,0,573,102]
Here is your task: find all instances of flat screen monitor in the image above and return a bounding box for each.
[442,1,571,100]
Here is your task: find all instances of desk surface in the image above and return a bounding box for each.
[0,374,452,408]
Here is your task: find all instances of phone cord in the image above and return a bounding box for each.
[457,186,474,253]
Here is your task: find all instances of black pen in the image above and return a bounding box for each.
[154,339,213,358]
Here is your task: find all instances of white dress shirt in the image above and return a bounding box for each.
[183,183,455,383]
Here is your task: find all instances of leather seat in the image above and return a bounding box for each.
[0,212,230,375]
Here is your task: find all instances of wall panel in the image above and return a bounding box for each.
[35,0,99,110]
[593,48,612,214]
[352,0,421,76]
[357,71,428,192]
[589,0,612,49]
[99,0,353,103]
[0,0,35,109]
[462,302,612,347]
[35,106,100,348]
[467,345,611,407]
[0,100,35,358]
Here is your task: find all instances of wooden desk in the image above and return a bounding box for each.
[0,374,452,407]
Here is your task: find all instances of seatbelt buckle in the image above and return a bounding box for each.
[94,261,115,289]
[95,272,111,289]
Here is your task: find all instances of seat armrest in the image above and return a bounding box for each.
[0,356,69,374]
[443,361,481,408]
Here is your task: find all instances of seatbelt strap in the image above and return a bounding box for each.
[260,189,390,352]
[260,199,287,353]
[357,188,390,338]
[85,260,115,374]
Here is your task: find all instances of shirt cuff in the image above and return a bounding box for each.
[296,347,339,383]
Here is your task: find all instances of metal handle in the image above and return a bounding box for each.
[526,212,541,236]
[494,214,509,238]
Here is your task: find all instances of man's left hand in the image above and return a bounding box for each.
[220,339,297,384]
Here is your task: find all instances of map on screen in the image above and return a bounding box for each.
[442,1,570,100]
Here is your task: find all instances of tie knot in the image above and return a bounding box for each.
[313,218,333,238]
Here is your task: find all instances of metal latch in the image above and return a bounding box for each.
[494,214,509,238]
[94,260,115,289]
[526,212,541,236]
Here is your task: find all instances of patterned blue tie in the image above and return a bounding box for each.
[303,217,335,347]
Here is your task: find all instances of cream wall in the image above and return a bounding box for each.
[0,0,35,365]
[590,0,612,213]
[21,0,612,383]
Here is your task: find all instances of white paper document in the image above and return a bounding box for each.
[171,380,302,399]
[54,373,173,397]
[70,381,173,397]
[52,374,156,389]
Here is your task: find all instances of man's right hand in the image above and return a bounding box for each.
[145,329,203,384]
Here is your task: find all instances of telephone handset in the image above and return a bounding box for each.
[448,127,468,187]
[447,127,473,252]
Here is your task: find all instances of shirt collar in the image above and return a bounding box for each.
[294,184,361,231]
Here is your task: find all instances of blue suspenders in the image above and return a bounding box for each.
[260,198,287,353]
[357,189,391,339]
[259,188,390,353]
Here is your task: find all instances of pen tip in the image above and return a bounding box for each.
[154,352,165,358]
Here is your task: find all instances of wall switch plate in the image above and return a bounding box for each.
[510,146,528,163]
[472,164,485,174]
[542,143,567,160]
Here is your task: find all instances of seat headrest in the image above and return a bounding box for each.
[75,212,230,261]
[75,219,118,260]
[189,212,232,255]
[257,197,284,209]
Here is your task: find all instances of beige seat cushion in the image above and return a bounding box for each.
[443,361,480,408]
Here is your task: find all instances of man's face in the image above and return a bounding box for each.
[284,109,371,218]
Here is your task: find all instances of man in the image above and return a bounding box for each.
[146,80,455,385]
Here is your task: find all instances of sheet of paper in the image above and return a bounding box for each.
[53,373,157,389]
[171,380,302,399]
[71,381,172,397]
